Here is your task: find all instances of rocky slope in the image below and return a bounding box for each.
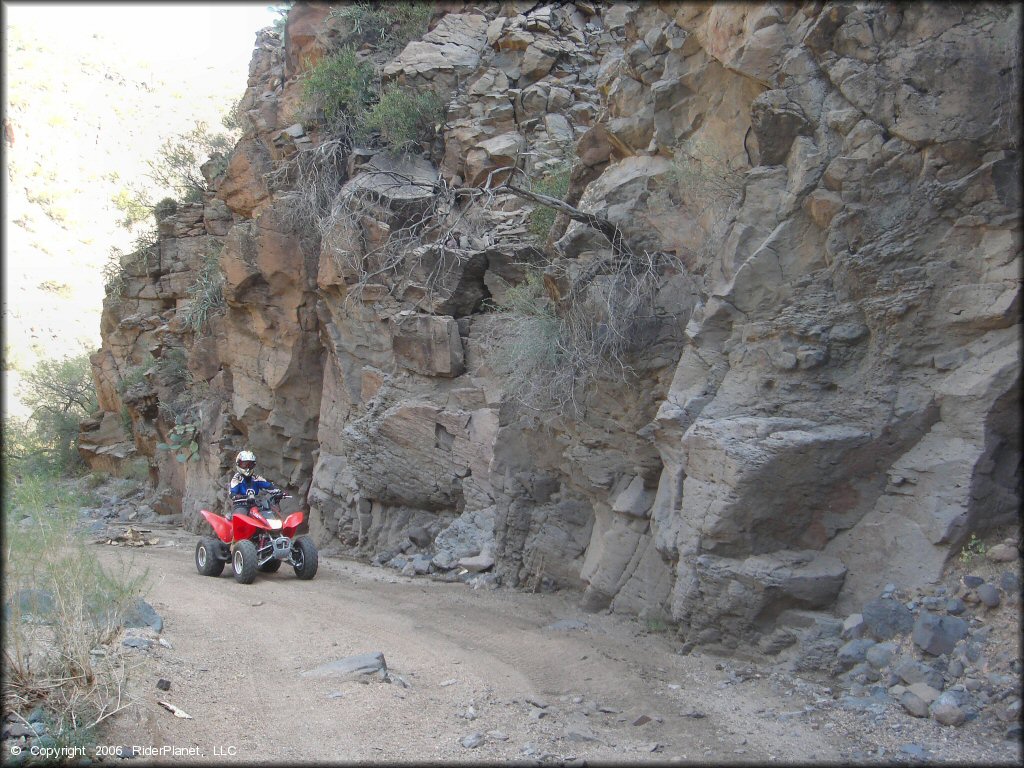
[80,1,1021,662]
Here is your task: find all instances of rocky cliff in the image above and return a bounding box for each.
[81,1,1021,658]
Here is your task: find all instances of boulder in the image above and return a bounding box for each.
[862,598,914,640]
[837,638,876,669]
[930,691,968,726]
[896,659,945,691]
[912,612,969,656]
[301,652,387,678]
[976,583,1001,608]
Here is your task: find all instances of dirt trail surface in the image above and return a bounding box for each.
[93,525,1018,765]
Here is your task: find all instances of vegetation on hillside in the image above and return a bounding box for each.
[3,474,149,753]
[4,354,98,477]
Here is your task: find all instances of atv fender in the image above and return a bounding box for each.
[282,511,305,536]
[200,510,233,543]
[231,513,268,542]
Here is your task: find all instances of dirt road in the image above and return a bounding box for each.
[91,526,877,764]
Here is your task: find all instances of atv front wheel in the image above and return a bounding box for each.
[232,540,258,584]
[292,537,318,580]
[196,537,225,577]
[257,558,282,573]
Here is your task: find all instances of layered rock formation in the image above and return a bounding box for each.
[83,2,1021,657]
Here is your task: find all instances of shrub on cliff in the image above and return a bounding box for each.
[355,84,445,154]
[301,45,374,136]
[526,164,572,239]
[330,1,432,55]
[491,248,679,415]
[179,245,226,335]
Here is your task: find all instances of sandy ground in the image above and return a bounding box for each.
[90,525,841,765]
[89,523,1020,766]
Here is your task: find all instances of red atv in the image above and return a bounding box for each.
[195,490,318,583]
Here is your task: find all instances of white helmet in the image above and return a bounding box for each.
[235,450,256,477]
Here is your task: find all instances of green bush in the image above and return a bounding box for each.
[153,197,178,221]
[330,1,432,55]
[527,165,572,239]
[301,45,374,133]
[115,361,149,396]
[148,121,236,203]
[179,246,225,335]
[356,84,445,153]
[6,354,98,476]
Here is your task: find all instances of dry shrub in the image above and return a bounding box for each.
[490,248,681,415]
[3,475,149,744]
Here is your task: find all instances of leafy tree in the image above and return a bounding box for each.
[147,121,236,204]
[6,354,99,475]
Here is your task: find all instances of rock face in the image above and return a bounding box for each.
[82,3,1021,654]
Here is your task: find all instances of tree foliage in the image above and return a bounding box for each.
[5,354,98,475]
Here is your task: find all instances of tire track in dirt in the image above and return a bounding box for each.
[94,533,845,763]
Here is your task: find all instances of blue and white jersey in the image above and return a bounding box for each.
[229,473,277,501]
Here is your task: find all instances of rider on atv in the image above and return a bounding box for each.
[229,450,283,518]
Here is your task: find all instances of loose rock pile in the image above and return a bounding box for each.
[795,541,1021,742]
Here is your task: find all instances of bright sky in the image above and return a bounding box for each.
[2,2,281,418]
[3,2,279,76]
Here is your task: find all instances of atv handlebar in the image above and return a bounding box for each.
[232,489,291,506]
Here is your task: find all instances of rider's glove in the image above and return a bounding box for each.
[247,489,256,499]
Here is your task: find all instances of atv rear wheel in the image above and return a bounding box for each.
[292,537,318,580]
[257,558,282,573]
[196,537,225,577]
[232,540,258,584]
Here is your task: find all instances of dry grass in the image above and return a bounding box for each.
[3,475,149,745]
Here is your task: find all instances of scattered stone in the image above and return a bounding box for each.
[459,706,478,721]
[301,652,387,678]
[976,583,1001,608]
[632,715,652,726]
[986,543,1017,563]
[865,642,897,669]
[962,575,984,589]
[896,659,945,690]
[912,612,969,656]
[5,588,56,621]
[1006,723,1023,742]
[900,691,930,718]
[998,571,1019,594]
[327,691,345,699]
[841,613,866,639]
[564,720,600,742]
[945,598,966,615]
[906,683,942,704]
[486,730,509,741]
[837,638,876,669]
[862,598,914,640]
[122,637,153,649]
[525,696,548,708]
[930,691,967,726]
[899,744,928,758]
[461,732,484,749]
[156,678,171,691]
[158,638,173,649]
